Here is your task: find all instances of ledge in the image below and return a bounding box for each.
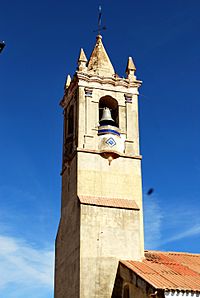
[78,195,140,210]
[77,72,142,89]
[77,147,142,160]
[60,148,142,175]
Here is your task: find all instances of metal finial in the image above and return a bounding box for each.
[98,6,102,34]
[93,5,106,34]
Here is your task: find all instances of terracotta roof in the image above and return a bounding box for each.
[121,250,200,292]
[78,195,139,210]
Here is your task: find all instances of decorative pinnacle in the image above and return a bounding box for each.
[77,48,87,71]
[126,57,136,72]
[78,48,87,63]
[65,74,71,89]
[126,56,136,80]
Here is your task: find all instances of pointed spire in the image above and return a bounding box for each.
[87,35,115,77]
[65,74,71,89]
[77,48,87,71]
[78,48,87,62]
[126,57,136,80]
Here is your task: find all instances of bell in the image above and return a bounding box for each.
[100,107,115,125]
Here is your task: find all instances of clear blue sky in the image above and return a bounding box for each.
[1,1,200,297]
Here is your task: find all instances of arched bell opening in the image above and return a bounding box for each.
[99,96,119,127]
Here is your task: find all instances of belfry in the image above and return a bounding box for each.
[54,35,144,297]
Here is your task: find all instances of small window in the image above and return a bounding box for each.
[68,105,74,135]
[99,96,119,127]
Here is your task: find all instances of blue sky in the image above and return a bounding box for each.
[1,0,200,297]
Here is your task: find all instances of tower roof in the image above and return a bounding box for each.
[87,35,115,77]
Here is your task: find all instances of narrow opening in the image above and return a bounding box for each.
[99,96,119,127]
[68,105,74,135]
[123,285,130,298]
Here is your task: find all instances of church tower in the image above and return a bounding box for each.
[54,35,144,298]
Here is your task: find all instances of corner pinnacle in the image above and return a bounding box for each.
[77,48,87,71]
[78,48,87,62]
[65,74,71,89]
[126,57,136,80]
[126,57,136,72]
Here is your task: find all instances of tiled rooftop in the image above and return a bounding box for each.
[121,250,200,292]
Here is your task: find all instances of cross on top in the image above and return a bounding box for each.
[94,6,106,35]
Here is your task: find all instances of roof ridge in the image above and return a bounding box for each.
[145,250,200,256]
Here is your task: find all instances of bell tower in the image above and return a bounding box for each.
[54,35,144,298]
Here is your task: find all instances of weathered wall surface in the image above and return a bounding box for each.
[54,157,80,298]
[112,264,165,298]
[80,204,142,298]
[129,283,164,298]
[77,151,143,207]
[55,149,144,298]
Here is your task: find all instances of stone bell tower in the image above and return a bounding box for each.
[54,35,144,298]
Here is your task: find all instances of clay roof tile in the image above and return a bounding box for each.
[121,250,200,292]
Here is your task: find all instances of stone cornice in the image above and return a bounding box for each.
[77,71,142,89]
[60,71,142,108]
[77,147,142,159]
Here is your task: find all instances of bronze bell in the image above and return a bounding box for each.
[100,107,115,125]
